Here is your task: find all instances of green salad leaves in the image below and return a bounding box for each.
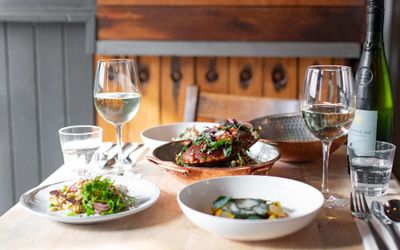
[82,176,136,216]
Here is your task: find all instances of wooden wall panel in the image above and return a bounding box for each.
[64,24,94,125]
[97,0,363,6]
[196,57,228,93]
[36,24,65,179]
[263,58,297,99]
[332,58,347,65]
[297,58,332,98]
[161,56,194,123]
[97,6,362,42]
[93,56,351,141]
[0,2,95,215]
[195,57,229,122]
[127,56,161,141]
[229,58,262,96]
[7,23,41,198]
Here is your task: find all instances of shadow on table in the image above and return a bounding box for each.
[66,190,179,231]
[240,207,361,249]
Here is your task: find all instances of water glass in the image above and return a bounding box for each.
[59,125,103,177]
[348,140,396,196]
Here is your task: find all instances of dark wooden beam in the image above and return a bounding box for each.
[97,6,362,42]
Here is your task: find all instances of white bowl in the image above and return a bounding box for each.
[140,122,217,150]
[177,176,323,241]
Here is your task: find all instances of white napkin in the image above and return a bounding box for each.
[355,215,398,250]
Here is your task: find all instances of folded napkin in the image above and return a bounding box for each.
[355,215,398,250]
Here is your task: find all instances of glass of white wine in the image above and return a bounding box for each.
[301,65,355,208]
[94,59,141,176]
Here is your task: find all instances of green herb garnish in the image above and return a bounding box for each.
[81,176,135,216]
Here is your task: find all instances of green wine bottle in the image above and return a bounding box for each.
[348,0,393,150]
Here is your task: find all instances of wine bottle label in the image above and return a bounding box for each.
[348,109,377,152]
[355,66,374,86]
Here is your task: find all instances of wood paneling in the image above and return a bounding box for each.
[97,0,363,6]
[263,58,297,99]
[7,23,41,198]
[161,57,194,123]
[64,24,94,125]
[36,24,66,179]
[97,6,362,42]
[0,23,14,214]
[332,58,347,65]
[0,22,95,215]
[196,57,228,94]
[194,57,229,122]
[196,90,300,122]
[229,57,262,96]
[127,56,161,141]
[93,55,352,140]
[297,58,333,97]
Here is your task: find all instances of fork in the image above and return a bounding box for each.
[350,192,390,250]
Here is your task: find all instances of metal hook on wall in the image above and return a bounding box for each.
[271,63,288,92]
[239,64,252,89]
[205,57,219,83]
[136,56,150,84]
[170,57,182,109]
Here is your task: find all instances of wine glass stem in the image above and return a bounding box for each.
[116,124,124,176]
[321,140,332,197]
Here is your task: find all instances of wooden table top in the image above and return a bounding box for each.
[1,146,399,249]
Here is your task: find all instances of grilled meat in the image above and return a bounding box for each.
[176,120,258,166]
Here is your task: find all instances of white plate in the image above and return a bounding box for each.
[20,177,160,224]
[177,176,323,241]
[140,122,217,150]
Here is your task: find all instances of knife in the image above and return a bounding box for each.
[371,200,400,249]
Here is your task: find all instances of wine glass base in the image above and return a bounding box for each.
[323,193,349,208]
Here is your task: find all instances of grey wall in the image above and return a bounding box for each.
[0,0,95,214]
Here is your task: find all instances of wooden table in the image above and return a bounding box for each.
[1,146,399,249]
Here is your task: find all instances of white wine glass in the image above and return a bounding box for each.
[301,65,355,208]
[94,59,141,176]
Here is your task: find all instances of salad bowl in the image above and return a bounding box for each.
[177,175,324,241]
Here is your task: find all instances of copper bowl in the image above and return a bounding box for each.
[146,141,280,183]
[250,113,347,162]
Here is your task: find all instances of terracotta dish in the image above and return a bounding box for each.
[250,113,347,162]
[146,141,280,183]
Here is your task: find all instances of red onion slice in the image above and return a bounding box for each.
[93,202,109,213]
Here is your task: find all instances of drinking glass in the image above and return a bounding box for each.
[94,59,141,176]
[301,65,355,208]
[348,140,396,196]
[59,125,103,177]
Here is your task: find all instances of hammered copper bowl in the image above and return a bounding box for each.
[146,141,280,183]
[250,113,347,162]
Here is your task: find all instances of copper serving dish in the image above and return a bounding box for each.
[250,113,346,162]
[146,140,280,183]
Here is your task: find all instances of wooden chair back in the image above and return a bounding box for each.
[184,85,300,122]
